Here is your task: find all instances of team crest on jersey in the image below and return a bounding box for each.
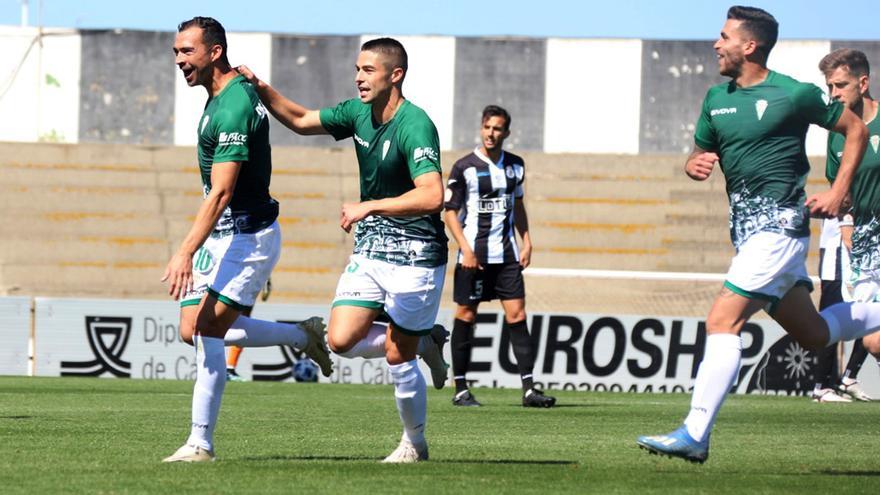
[755,99,768,121]
[871,135,879,153]
[200,115,210,134]
[382,140,391,160]
[505,167,515,179]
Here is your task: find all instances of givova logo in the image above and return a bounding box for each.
[354,133,370,148]
[710,107,737,116]
[60,316,132,377]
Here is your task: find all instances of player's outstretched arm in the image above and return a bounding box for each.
[684,145,719,181]
[444,209,481,270]
[806,108,867,218]
[161,162,241,299]
[340,172,444,233]
[236,65,326,136]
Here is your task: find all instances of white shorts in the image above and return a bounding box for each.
[181,221,281,310]
[724,231,812,312]
[332,254,446,335]
[847,268,880,303]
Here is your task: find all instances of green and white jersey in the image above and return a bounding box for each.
[320,98,448,268]
[694,70,844,249]
[827,115,880,272]
[197,74,278,235]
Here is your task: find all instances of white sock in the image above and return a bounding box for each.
[683,334,742,443]
[821,302,880,346]
[186,335,226,451]
[223,315,308,348]
[338,323,386,359]
[388,359,427,445]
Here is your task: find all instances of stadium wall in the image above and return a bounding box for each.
[3,296,878,398]
[3,25,879,153]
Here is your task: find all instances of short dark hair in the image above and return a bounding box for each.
[727,6,778,59]
[482,105,511,130]
[819,48,870,78]
[178,16,228,63]
[361,37,408,75]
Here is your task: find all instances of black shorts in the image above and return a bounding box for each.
[453,262,525,305]
[819,279,844,311]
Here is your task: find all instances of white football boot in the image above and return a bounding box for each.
[382,437,429,463]
[162,444,215,463]
[299,317,333,377]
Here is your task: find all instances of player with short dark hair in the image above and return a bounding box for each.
[444,105,555,408]
[637,6,880,464]
[237,36,449,463]
[724,5,777,59]
[161,17,332,463]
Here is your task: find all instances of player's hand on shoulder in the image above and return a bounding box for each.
[685,151,718,181]
[235,65,261,86]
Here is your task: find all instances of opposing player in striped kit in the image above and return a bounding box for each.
[444,105,555,408]
[637,6,880,464]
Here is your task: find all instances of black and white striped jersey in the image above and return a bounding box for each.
[444,148,525,264]
[818,216,852,281]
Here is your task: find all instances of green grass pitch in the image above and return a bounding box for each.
[1,377,877,494]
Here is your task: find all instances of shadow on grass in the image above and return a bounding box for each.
[487,403,601,409]
[241,454,578,466]
[440,458,579,466]
[240,454,380,462]
[820,469,880,477]
[0,415,33,420]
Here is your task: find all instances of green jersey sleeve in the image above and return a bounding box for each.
[825,131,842,184]
[210,92,255,164]
[399,116,441,179]
[693,91,718,151]
[792,83,844,130]
[319,99,360,141]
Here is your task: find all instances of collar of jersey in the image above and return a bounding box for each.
[212,74,245,100]
[370,99,409,127]
[473,146,505,167]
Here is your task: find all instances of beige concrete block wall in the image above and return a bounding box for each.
[0,142,830,315]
